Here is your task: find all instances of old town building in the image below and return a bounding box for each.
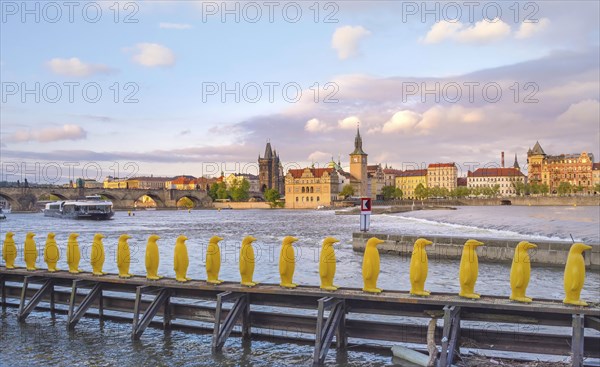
[284,168,340,209]
[427,163,458,191]
[527,141,595,194]
[349,128,369,197]
[467,168,526,196]
[395,169,427,199]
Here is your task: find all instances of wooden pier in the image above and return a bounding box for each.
[1,268,599,366]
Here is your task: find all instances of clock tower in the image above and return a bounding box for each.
[349,127,368,197]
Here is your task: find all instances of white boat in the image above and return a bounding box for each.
[44,195,114,220]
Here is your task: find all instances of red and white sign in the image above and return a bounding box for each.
[360,197,372,214]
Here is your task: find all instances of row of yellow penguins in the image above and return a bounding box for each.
[0,232,593,306]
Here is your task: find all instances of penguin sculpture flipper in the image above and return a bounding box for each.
[364,258,372,280]
[174,251,180,274]
[571,268,582,291]
[515,266,524,289]
[240,254,247,274]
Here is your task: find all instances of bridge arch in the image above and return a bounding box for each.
[175,192,209,208]
[132,192,166,208]
[87,191,124,208]
[37,191,70,201]
[0,192,19,211]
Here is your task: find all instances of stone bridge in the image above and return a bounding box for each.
[0,187,212,211]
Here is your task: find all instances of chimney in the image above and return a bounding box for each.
[501,151,505,168]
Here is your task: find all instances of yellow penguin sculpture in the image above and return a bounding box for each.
[24,232,37,271]
[239,235,258,287]
[206,236,224,284]
[509,241,537,303]
[174,235,190,282]
[563,243,593,306]
[459,239,485,299]
[145,234,162,280]
[90,233,106,276]
[117,234,133,278]
[319,237,340,291]
[409,238,433,296]
[279,236,299,288]
[67,233,83,273]
[43,233,60,272]
[3,232,17,269]
[362,237,385,293]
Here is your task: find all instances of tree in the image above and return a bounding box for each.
[414,183,428,200]
[595,183,600,194]
[264,188,283,208]
[230,178,250,201]
[491,184,500,197]
[340,184,354,198]
[453,186,470,198]
[381,186,396,200]
[394,188,403,199]
[557,182,572,196]
[539,183,549,196]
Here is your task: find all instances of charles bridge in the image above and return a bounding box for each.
[0,187,212,211]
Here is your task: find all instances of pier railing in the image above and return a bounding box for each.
[1,268,599,367]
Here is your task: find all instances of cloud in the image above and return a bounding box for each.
[305,118,332,132]
[331,25,371,60]
[422,18,511,44]
[338,116,360,129]
[159,22,193,30]
[515,18,550,39]
[46,58,114,77]
[380,110,422,133]
[126,43,176,67]
[556,99,600,126]
[307,151,331,163]
[179,129,191,135]
[10,124,87,143]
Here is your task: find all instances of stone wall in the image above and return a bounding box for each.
[353,232,600,269]
[213,202,271,209]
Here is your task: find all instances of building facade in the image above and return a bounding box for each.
[527,141,595,194]
[383,167,403,187]
[427,163,458,191]
[225,173,260,194]
[258,142,284,195]
[284,168,339,209]
[467,168,526,196]
[395,169,427,199]
[593,163,600,192]
[126,176,169,190]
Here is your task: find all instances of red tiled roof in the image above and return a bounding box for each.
[383,169,403,175]
[397,169,427,177]
[468,168,525,177]
[129,176,170,182]
[288,168,334,179]
[428,163,456,168]
[171,177,196,184]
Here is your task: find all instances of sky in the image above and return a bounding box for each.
[1,0,599,183]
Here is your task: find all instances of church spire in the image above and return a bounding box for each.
[513,154,520,170]
[351,125,366,155]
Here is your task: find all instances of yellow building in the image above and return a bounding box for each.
[284,168,339,209]
[427,163,458,191]
[395,169,427,199]
[527,142,595,194]
[593,163,600,192]
[103,176,128,189]
[126,176,169,190]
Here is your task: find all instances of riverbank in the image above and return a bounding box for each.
[336,205,455,215]
[352,232,600,270]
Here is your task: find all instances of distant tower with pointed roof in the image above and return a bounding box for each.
[527,141,546,183]
[513,154,520,170]
[349,126,368,197]
[259,141,284,194]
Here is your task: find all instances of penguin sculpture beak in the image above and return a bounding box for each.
[248,236,257,242]
[527,243,537,249]
[182,236,188,241]
[216,236,223,242]
[290,237,299,243]
[99,234,106,239]
[375,238,385,246]
[582,244,593,251]
[423,239,433,246]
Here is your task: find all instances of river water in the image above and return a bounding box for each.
[0,206,599,366]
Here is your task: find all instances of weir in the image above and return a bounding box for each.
[1,268,599,366]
